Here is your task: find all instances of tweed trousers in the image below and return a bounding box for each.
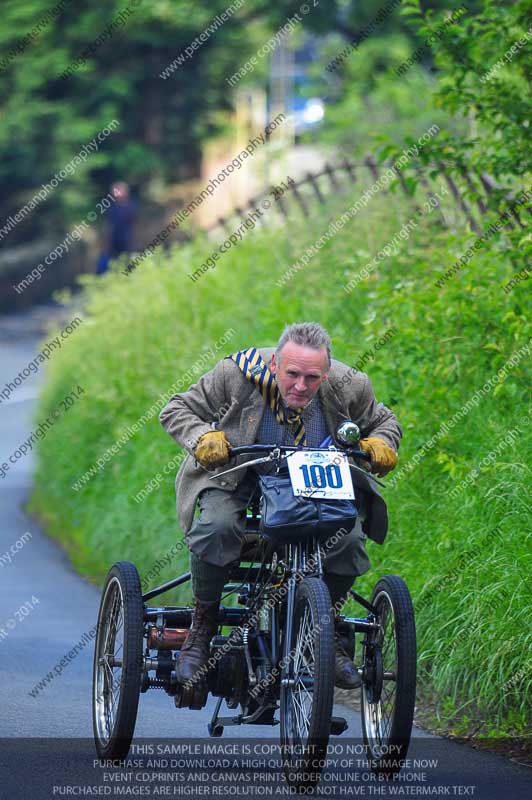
[185,471,371,579]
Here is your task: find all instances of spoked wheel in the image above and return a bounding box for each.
[280,577,335,790]
[361,575,416,776]
[92,561,144,759]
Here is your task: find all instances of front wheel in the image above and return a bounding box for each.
[280,577,335,790]
[92,561,144,760]
[361,575,416,775]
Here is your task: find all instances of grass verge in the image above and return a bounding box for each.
[29,180,531,737]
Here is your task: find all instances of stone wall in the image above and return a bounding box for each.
[0,238,91,313]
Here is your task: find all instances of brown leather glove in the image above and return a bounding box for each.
[194,431,231,470]
[359,437,398,477]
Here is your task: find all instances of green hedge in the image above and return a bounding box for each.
[30,184,531,736]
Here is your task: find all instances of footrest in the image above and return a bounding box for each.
[330,716,348,735]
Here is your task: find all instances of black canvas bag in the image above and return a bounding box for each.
[258,472,357,543]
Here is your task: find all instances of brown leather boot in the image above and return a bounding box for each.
[175,599,220,685]
[334,624,361,689]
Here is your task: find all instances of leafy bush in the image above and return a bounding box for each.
[31,180,531,735]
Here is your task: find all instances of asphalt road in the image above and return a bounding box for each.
[0,305,529,799]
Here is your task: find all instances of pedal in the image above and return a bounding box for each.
[330,716,348,735]
[247,707,277,725]
[208,723,224,737]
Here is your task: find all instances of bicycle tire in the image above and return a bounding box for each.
[361,574,416,775]
[92,561,144,760]
[280,576,335,789]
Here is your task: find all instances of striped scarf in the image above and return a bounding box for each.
[227,347,307,445]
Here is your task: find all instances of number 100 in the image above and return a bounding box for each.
[299,463,343,489]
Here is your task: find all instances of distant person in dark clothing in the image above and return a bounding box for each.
[108,181,137,257]
[97,181,137,274]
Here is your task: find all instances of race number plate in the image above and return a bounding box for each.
[287,450,355,499]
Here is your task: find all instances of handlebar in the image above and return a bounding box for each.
[228,443,372,463]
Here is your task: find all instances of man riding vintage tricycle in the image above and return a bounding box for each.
[92,322,416,790]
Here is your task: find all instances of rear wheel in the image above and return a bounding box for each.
[361,575,416,775]
[280,577,335,790]
[92,561,144,759]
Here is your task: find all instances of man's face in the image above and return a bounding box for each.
[112,181,129,202]
[270,342,329,410]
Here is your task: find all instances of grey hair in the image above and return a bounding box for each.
[275,322,331,367]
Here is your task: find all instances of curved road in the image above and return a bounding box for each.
[0,306,529,799]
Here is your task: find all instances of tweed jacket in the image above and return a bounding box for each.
[159,347,402,544]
